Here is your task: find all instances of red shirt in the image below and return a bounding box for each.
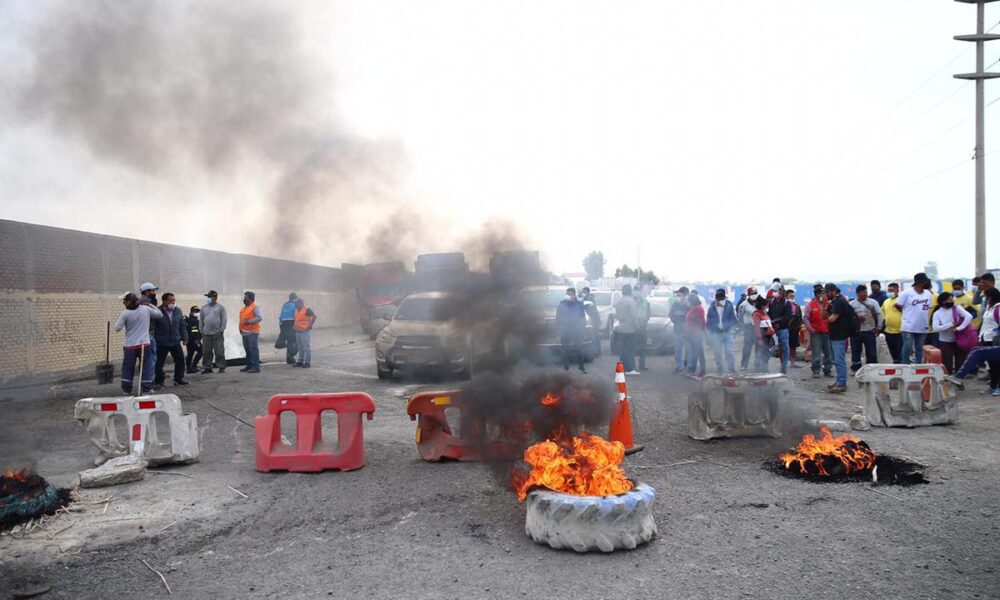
[685,305,706,336]
[805,299,829,334]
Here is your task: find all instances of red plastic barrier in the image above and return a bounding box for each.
[255,393,375,473]
[922,345,942,365]
[407,391,482,462]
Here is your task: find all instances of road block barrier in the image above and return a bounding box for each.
[855,364,958,427]
[610,361,643,453]
[407,390,483,462]
[74,394,200,466]
[687,374,790,441]
[255,392,375,472]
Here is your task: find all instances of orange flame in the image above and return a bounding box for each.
[513,433,633,501]
[780,427,876,476]
[3,468,30,482]
[540,393,560,406]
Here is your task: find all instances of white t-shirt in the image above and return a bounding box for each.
[930,305,972,343]
[895,288,933,333]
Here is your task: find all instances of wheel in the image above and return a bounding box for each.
[524,483,657,552]
[376,364,392,380]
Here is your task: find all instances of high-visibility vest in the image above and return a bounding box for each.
[294,307,314,332]
[240,303,261,333]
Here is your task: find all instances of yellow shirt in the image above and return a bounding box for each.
[881,297,902,334]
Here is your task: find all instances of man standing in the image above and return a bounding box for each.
[139,282,159,368]
[200,290,227,373]
[825,283,853,393]
[804,284,832,378]
[869,280,888,306]
[951,279,974,311]
[849,285,884,371]
[115,292,162,395]
[556,287,587,373]
[293,297,317,368]
[184,306,203,373]
[738,287,759,371]
[767,283,793,374]
[669,287,690,373]
[786,288,804,369]
[895,273,934,364]
[580,287,602,357]
[635,291,651,370]
[277,292,299,365]
[881,283,903,364]
[614,284,640,375]
[706,289,737,374]
[239,290,262,374]
[153,292,189,387]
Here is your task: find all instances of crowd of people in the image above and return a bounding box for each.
[565,271,999,396]
[113,284,318,395]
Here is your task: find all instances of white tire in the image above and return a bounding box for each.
[524,483,657,552]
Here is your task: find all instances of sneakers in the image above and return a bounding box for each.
[992,388,1000,397]
[827,384,847,394]
[626,370,640,375]
[943,375,965,390]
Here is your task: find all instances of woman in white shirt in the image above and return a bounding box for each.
[931,291,973,375]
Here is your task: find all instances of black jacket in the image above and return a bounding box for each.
[153,306,189,346]
[184,315,202,343]
[768,297,793,331]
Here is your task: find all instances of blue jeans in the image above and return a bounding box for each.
[810,332,832,374]
[708,330,736,373]
[740,323,756,369]
[830,339,848,385]
[674,325,687,370]
[956,345,1000,379]
[686,333,706,375]
[121,345,154,394]
[295,330,312,364]
[242,333,260,369]
[775,329,790,374]
[754,342,770,373]
[902,332,927,364]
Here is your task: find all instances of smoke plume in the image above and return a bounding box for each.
[10,0,410,263]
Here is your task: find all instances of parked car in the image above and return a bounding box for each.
[587,289,620,338]
[610,299,675,355]
[507,286,599,363]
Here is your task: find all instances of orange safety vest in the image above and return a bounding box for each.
[294,306,314,332]
[240,303,261,334]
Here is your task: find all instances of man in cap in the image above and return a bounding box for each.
[277,292,299,364]
[556,287,587,373]
[894,273,934,364]
[706,288,737,373]
[293,296,317,368]
[669,287,691,373]
[139,282,159,367]
[767,282,794,374]
[737,287,760,371]
[803,283,833,378]
[824,283,853,393]
[239,290,263,373]
[199,290,228,373]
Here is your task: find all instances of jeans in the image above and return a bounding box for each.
[775,328,790,374]
[740,323,756,369]
[618,332,636,372]
[637,328,648,370]
[295,330,312,365]
[242,333,260,369]
[754,342,770,373]
[685,333,706,375]
[154,343,186,384]
[850,331,878,370]
[830,339,849,386]
[278,320,298,363]
[121,345,154,394]
[708,330,736,373]
[186,340,203,371]
[884,332,903,364]
[674,325,687,370]
[902,332,927,364]
[202,333,226,369]
[810,332,832,375]
[955,345,1000,379]
[560,333,585,370]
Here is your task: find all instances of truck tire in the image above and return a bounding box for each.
[524,483,657,552]
[376,364,392,380]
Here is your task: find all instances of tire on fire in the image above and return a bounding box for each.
[524,483,657,552]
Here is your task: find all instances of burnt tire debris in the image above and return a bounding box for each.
[763,455,928,487]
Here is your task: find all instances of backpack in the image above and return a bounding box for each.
[842,299,861,336]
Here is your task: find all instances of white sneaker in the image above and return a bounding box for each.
[626,370,641,375]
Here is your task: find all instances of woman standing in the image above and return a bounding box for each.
[685,293,707,378]
[930,291,973,375]
[751,296,774,373]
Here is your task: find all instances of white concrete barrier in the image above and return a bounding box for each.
[855,364,958,427]
[688,374,790,440]
[74,394,200,466]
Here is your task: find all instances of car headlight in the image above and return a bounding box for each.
[376,329,396,344]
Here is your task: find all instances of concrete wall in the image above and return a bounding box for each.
[0,219,358,387]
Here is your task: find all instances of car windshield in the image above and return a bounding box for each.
[520,289,569,309]
[394,297,461,321]
[650,302,669,317]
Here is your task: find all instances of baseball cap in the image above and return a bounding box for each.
[204,290,218,298]
[746,286,758,294]
[139,282,158,292]
[913,272,931,285]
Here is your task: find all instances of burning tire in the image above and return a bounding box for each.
[524,483,657,552]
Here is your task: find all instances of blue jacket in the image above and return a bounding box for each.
[153,306,188,346]
[556,299,586,336]
[279,300,297,321]
[706,301,737,333]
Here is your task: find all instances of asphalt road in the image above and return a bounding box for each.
[2,328,999,600]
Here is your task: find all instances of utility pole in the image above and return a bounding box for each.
[954,0,1000,275]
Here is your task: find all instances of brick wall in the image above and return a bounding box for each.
[0,220,358,387]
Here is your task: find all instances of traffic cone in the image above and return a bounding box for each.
[610,361,643,454]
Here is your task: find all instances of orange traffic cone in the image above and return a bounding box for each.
[610,361,643,454]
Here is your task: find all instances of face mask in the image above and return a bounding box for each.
[944,302,955,308]
[166,303,175,311]
[748,294,759,302]
[208,298,216,305]
[954,290,964,296]
[888,292,896,299]
[566,295,573,301]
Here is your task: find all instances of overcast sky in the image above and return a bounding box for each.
[1,1,998,282]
